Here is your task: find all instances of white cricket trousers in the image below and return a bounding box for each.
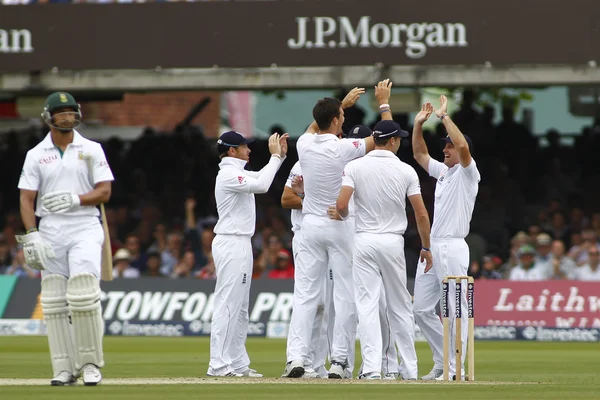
[291,230,331,372]
[287,214,356,366]
[353,232,417,378]
[39,215,104,279]
[209,234,253,374]
[413,238,469,376]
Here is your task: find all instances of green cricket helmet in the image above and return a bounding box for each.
[41,91,83,131]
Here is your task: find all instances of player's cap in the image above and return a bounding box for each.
[44,91,79,114]
[347,125,372,139]
[442,134,474,153]
[372,120,409,139]
[517,244,536,256]
[113,248,132,262]
[217,131,255,154]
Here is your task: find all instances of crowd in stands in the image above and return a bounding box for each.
[2,89,600,283]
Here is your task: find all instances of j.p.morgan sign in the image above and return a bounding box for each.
[288,17,467,59]
[0,0,599,71]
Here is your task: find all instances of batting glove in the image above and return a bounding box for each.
[42,191,81,213]
[15,231,56,271]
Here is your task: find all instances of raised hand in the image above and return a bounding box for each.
[414,102,433,126]
[279,133,290,158]
[375,79,393,105]
[434,95,449,119]
[342,87,366,109]
[268,132,282,156]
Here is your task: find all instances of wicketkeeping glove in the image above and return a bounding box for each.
[15,231,56,271]
[41,191,81,213]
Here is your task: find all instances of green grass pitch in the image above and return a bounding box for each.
[0,337,598,399]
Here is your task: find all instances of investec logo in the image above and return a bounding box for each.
[0,29,33,53]
[288,16,467,59]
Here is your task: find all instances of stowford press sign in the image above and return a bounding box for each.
[288,17,467,59]
[0,29,33,53]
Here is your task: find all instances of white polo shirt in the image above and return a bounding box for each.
[18,131,114,218]
[213,155,283,237]
[286,162,303,232]
[297,133,366,217]
[342,150,421,235]
[428,158,480,239]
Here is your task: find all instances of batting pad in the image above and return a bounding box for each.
[66,273,105,370]
[41,274,77,376]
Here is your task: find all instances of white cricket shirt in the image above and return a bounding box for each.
[18,131,114,218]
[286,161,303,232]
[213,155,283,236]
[428,158,480,239]
[342,150,421,235]
[297,133,366,217]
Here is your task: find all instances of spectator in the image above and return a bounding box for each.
[549,240,576,280]
[534,233,553,273]
[143,251,164,277]
[268,250,294,279]
[509,245,547,281]
[124,234,147,271]
[573,247,600,281]
[480,255,503,280]
[112,248,141,279]
[568,228,599,266]
[161,232,183,275]
[171,250,196,279]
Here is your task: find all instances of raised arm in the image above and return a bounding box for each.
[412,102,433,173]
[434,95,472,168]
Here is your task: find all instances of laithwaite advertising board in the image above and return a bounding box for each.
[1,0,599,71]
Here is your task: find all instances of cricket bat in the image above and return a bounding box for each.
[84,153,113,281]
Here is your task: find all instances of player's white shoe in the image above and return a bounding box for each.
[301,368,321,379]
[358,372,381,380]
[50,371,77,386]
[383,373,399,380]
[281,360,305,378]
[207,366,244,377]
[435,374,465,381]
[235,368,263,378]
[328,362,346,379]
[315,366,329,378]
[81,364,102,386]
[421,368,443,380]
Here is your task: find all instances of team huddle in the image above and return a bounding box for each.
[210,79,481,380]
[17,82,479,385]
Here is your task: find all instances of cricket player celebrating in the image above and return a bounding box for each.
[18,92,114,386]
[281,160,330,378]
[208,130,288,377]
[411,98,480,380]
[284,82,388,379]
[336,120,432,380]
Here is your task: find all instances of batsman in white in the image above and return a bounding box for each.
[208,130,288,377]
[283,86,376,379]
[18,92,114,386]
[336,120,433,380]
[411,98,480,380]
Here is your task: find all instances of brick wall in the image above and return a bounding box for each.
[81,91,221,138]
